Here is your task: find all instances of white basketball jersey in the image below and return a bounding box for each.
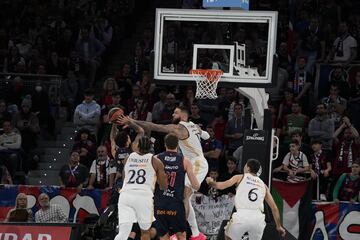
[235,173,266,212]
[178,121,204,160]
[122,152,156,195]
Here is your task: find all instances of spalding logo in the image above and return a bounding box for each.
[246,133,265,141]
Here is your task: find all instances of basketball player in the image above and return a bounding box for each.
[206,159,286,240]
[114,135,168,240]
[117,106,210,240]
[154,133,200,240]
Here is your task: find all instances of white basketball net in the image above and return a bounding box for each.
[190,69,223,99]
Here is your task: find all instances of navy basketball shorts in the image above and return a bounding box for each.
[154,203,187,236]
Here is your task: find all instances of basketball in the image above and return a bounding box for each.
[108,107,124,123]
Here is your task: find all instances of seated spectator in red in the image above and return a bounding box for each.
[282,140,310,182]
[59,151,89,191]
[309,139,332,201]
[333,161,360,202]
[87,146,116,190]
[12,97,40,155]
[129,98,152,122]
[136,71,155,101]
[332,117,360,179]
[100,77,118,107]
[281,101,309,145]
[115,63,133,100]
[189,103,207,130]
[72,128,96,169]
[202,125,223,170]
[0,164,12,184]
[219,157,240,195]
[5,193,32,222]
[180,87,195,110]
[126,85,142,114]
[211,111,226,143]
[0,120,22,177]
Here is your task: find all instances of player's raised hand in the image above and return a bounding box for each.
[115,115,131,126]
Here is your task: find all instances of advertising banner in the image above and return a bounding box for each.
[0,225,72,240]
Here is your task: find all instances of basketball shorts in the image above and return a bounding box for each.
[185,157,208,189]
[154,202,187,237]
[225,209,266,240]
[118,191,155,230]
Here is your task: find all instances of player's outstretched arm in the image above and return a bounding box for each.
[183,157,200,191]
[116,115,188,139]
[264,186,286,237]
[206,175,243,190]
[152,156,168,190]
[110,123,119,158]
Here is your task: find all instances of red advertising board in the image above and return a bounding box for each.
[0,225,72,240]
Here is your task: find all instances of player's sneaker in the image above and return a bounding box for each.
[190,232,206,240]
[169,234,178,240]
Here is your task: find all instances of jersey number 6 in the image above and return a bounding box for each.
[248,188,258,202]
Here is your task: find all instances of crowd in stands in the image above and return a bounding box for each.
[1,0,360,227]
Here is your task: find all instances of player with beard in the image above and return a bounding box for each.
[117,106,210,240]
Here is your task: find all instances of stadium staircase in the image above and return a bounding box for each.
[26,121,75,186]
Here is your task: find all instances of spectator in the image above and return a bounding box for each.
[224,103,245,154]
[289,130,311,160]
[72,128,96,169]
[151,88,168,123]
[159,93,177,124]
[0,120,22,177]
[199,168,221,200]
[35,193,67,223]
[0,99,11,127]
[180,87,195,109]
[12,97,40,154]
[0,164,12,184]
[31,82,56,137]
[277,89,295,122]
[326,22,357,66]
[333,161,360,202]
[289,56,314,112]
[5,193,32,222]
[100,78,118,107]
[126,85,142,114]
[332,117,360,179]
[75,27,106,86]
[218,157,240,195]
[348,71,360,131]
[202,125,223,170]
[189,103,207,129]
[73,88,101,135]
[87,146,116,190]
[295,17,325,72]
[281,101,309,145]
[322,84,347,128]
[309,140,332,201]
[129,98,152,122]
[59,150,89,190]
[329,66,350,99]
[115,63,133,100]
[3,46,25,73]
[308,103,335,152]
[282,140,310,182]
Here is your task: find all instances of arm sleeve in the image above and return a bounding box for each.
[333,173,346,200]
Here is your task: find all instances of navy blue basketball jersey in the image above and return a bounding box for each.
[115,147,131,172]
[155,151,185,205]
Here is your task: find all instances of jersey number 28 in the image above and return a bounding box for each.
[128,169,146,184]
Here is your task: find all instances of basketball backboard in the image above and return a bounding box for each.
[154,9,278,87]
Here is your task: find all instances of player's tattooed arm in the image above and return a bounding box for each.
[110,124,119,158]
[118,116,188,139]
[152,156,168,190]
[206,174,243,190]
